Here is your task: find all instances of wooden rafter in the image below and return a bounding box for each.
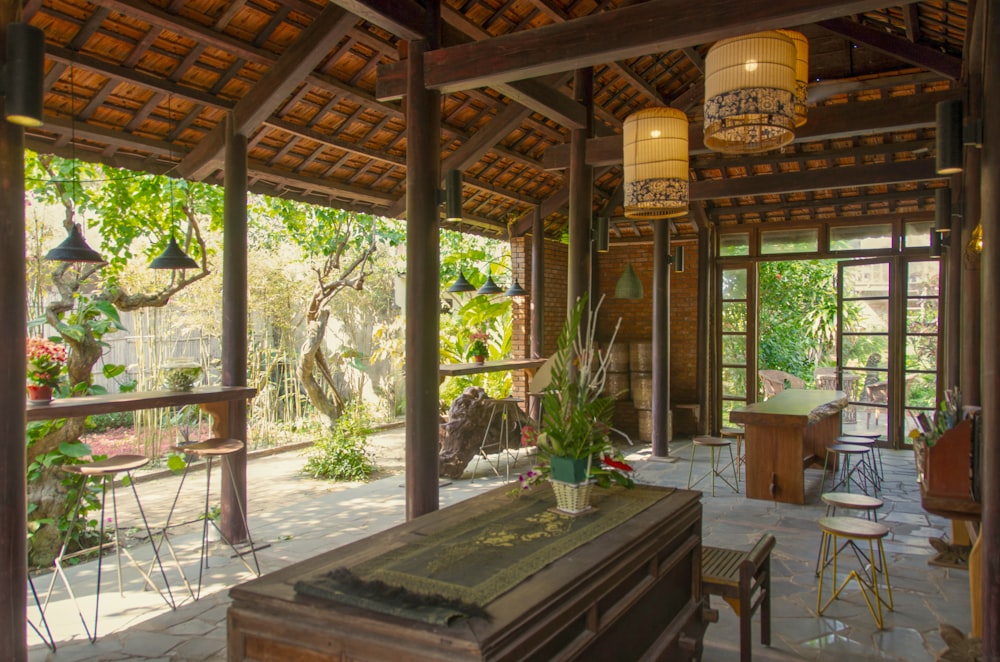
[818,17,962,79]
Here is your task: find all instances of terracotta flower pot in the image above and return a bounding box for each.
[473,355,486,364]
[26,384,53,405]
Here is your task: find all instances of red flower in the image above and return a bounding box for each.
[602,455,633,472]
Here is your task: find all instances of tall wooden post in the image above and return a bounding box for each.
[962,150,982,406]
[651,220,671,457]
[404,36,441,520]
[221,116,249,542]
[0,4,28,657]
[979,1,1000,654]
[567,68,593,310]
[531,207,544,360]
[696,224,712,434]
[944,185,961,390]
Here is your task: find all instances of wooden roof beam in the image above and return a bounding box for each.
[706,188,936,217]
[817,17,961,79]
[690,159,941,200]
[328,0,427,41]
[178,5,356,179]
[543,88,960,168]
[406,0,913,93]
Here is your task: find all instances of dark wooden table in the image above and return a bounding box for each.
[228,484,707,661]
[730,389,846,504]
[438,358,546,382]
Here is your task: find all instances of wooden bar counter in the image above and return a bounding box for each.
[228,485,707,661]
[730,390,847,505]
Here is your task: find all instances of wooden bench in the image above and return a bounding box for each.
[702,534,776,662]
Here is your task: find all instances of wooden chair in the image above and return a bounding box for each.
[702,534,776,662]
[759,370,805,399]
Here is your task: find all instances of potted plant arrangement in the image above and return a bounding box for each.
[909,387,975,499]
[26,337,67,405]
[468,330,489,364]
[520,294,634,514]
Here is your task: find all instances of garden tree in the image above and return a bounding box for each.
[248,198,379,428]
[24,151,218,565]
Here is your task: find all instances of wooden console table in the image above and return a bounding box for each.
[439,358,546,382]
[228,485,707,661]
[730,390,847,504]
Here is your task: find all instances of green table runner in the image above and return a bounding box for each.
[295,485,672,625]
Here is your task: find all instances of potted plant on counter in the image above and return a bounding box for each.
[26,337,67,405]
[522,294,634,514]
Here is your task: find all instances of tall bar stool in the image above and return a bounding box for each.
[158,438,261,600]
[46,454,175,642]
[471,397,524,482]
[836,435,881,492]
[821,442,873,495]
[720,426,746,482]
[813,492,883,576]
[687,436,739,496]
[839,432,884,484]
[816,516,893,628]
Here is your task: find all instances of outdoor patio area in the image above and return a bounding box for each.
[29,430,971,661]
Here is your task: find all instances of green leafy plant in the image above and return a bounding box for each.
[524,295,634,489]
[909,387,963,447]
[304,401,376,481]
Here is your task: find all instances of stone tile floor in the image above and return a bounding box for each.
[29,431,972,660]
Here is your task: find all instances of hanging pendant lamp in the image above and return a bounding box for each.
[4,23,45,127]
[614,263,644,299]
[934,188,952,234]
[46,223,105,263]
[704,30,798,154]
[476,274,503,296]
[776,29,809,128]
[623,107,689,219]
[150,237,199,270]
[447,271,476,293]
[504,279,528,298]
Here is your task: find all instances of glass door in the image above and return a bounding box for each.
[838,259,891,441]
[719,265,755,426]
[902,259,942,443]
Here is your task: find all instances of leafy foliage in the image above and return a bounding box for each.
[303,401,377,481]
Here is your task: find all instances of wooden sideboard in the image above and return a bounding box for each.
[228,485,707,661]
[731,389,847,504]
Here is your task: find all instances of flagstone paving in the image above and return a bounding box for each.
[29,430,972,661]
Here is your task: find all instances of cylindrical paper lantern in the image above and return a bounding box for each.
[623,107,689,219]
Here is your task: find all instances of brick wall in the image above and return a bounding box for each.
[511,236,701,435]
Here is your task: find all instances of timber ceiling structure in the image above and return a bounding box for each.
[25,0,969,241]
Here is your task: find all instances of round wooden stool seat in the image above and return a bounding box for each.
[836,435,875,446]
[845,431,881,440]
[64,454,150,476]
[720,427,744,439]
[817,516,889,540]
[178,438,244,456]
[821,492,883,511]
[826,442,869,455]
[693,435,731,447]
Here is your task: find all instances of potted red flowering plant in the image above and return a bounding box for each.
[519,295,634,514]
[26,337,67,404]
[468,330,489,364]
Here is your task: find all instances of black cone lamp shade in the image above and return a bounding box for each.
[476,275,503,296]
[447,271,476,293]
[5,23,45,127]
[150,237,199,270]
[505,279,528,298]
[45,224,104,263]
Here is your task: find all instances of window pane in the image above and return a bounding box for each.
[722,303,747,332]
[722,367,746,398]
[905,220,934,248]
[907,300,939,334]
[760,228,818,254]
[842,262,889,298]
[722,334,746,364]
[721,400,743,426]
[842,335,889,371]
[722,269,747,299]
[843,298,889,333]
[908,260,939,295]
[720,233,749,256]
[829,224,893,251]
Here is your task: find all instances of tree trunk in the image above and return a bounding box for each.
[26,417,87,567]
[297,308,344,427]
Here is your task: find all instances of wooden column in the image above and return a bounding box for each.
[531,207,544,360]
[696,224,711,435]
[221,116,249,543]
[404,37,441,520]
[962,150,982,406]
[979,0,1000,654]
[945,185,961,391]
[567,68,593,310]
[0,4,28,657]
[651,220,671,457]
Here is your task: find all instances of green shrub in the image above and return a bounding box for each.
[304,401,376,481]
[87,410,135,432]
